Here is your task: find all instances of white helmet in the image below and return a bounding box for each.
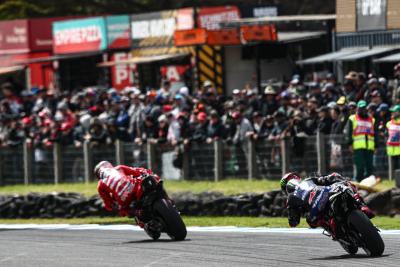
[94,161,113,180]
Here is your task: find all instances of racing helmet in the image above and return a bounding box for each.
[286,179,300,194]
[94,161,113,180]
[280,172,301,193]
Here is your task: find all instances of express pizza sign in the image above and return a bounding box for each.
[53,17,107,54]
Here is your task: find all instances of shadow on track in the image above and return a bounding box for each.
[122,239,191,244]
[310,254,391,261]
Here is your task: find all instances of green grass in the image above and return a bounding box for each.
[164,179,281,195]
[0,179,395,197]
[0,182,99,197]
[0,216,398,229]
[0,179,282,197]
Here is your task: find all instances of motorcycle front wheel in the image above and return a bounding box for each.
[347,209,384,256]
[153,198,187,241]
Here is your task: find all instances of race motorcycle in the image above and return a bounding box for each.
[318,182,384,256]
[133,175,187,241]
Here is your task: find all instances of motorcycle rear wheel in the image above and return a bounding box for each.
[347,210,384,256]
[153,198,187,241]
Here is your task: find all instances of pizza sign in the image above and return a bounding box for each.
[53,17,107,54]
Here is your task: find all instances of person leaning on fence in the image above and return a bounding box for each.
[386,105,400,170]
[345,100,377,182]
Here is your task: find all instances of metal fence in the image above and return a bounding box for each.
[0,134,395,185]
[61,145,84,183]
[0,145,24,185]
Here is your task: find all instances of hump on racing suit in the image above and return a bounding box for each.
[286,173,347,227]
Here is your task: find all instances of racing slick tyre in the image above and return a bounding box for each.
[339,242,358,255]
[153,198,187,241]
[348,210,384,256]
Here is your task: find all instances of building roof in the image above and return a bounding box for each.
[222,14,336,26]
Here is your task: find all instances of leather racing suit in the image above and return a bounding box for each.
[97,164,159,220]
[286,174,368,228]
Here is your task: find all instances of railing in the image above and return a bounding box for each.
[0,133,394,185]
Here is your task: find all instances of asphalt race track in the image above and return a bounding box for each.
[0,227,399,266]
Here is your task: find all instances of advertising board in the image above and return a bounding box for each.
[106,15,131,49]
[53,17,107,54]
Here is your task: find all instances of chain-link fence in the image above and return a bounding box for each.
[222,142,248,179]
[288,136,319,176]
[256,139,282,180]
[123,143,148,168]
[325,134,354,177]
[92,144,116,167]
[375,139,389,178]
[61,145,85,183]
[0,135,394,185]
[188,142,214,180]
[155,144,181,180]
[0,145,24,185]
[325,134,389,179]
[32,147,54,184]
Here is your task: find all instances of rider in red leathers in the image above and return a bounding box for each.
[95,161,160,229]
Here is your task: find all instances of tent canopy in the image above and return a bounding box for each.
[296,49,365,64]
[296,46,398,64]
[339,47,398,61]
[374,52,400,63]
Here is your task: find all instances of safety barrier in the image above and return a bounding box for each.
[0,133,394,185]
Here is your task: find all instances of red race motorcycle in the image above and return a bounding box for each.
[134,175,187,241]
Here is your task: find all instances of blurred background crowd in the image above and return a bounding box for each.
[1,66,400,151]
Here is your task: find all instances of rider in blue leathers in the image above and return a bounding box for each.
[280,172,374,233]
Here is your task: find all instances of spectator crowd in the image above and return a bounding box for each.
[1,65,400,177]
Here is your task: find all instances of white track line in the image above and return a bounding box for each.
[0,224,399,235]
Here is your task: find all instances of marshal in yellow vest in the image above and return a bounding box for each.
[349,114,375,150]
[386,120,400,156]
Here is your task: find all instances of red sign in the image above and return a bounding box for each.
[111,52,134,90]
[240,24,278,42]
[29,18,69,52]
[0,18,74,54]
[207,28,241,45]
[174,29,207,46]
[0,20,29,54]
[160,65,190,82]
[197,6,241,30]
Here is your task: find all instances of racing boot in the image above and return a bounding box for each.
[328,218,337,240]
[353,193,375,218]
[361,205,375,219]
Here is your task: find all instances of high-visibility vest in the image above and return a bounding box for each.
[349,114,375,150]
[386,119,400,156]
